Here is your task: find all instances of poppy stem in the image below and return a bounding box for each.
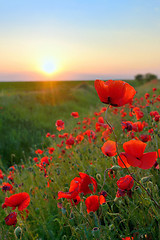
[104,106,160,210]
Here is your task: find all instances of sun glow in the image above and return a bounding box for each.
[42,61,57,74]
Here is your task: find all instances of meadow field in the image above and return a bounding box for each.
[0,81,98,167]
[0,79,160,240]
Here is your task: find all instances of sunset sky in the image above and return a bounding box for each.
[0,0,160,81]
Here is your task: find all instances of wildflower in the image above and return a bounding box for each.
[48,147,55,154]
[58,178,80,200]
[85,195,105,213]
[83,130,96,143]
[33,157,38,163]
[41,156,49,166]
[55,120,65,131]
[1,182,13,192]
[101,140,117,157]
[95,79,136,107]
[122,237,134,240]
[145,93,150,99]
[139,134,151,143]
[0,169,4,179]
[2,192,30,211]
[71,112,79,118]
[78,172,97,195]
[46,133,51,137]
[58,173,97,200]
[116,175,134,198]
[35,149,44,155]
[5,212,17,226]
[119,139,157,169]
[65,135,75,149]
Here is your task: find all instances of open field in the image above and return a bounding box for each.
[0,81,100,166]
[0,80,160,240]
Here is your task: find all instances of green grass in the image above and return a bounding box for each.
[0,81,100,166]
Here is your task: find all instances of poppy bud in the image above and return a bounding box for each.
[92,227,100,238]
[140,176,152,184]
[96,173,101,181]
[111,165,121,171]
[14,226,22,239]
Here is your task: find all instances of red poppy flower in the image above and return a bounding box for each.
[78,172,97,195]
[122,237,134,240]
[58,173,97,200]
[48,147,55,154]
[121,140,157,169]
[2,192,30,211]
[83,130,96,143]
[35,149,44,154]
[33,157,38,163]
[58,177,80,199]
[139,134,151,143]
[101,140,117,157]
[1,182,13,192]
[118,153,131,168]
[117,175,134,191]
[65,135,75,149]
[46,132,51,137]
[71,112,79,118]
[132,121,144,132]
[55,120,65,131]
[0,169,4,179]
[132,107,144,120]
[5,212,17,226]
[121,121,133,132]
[71,195,81,206]
[145,93,150,99]
[75,134,84,144]
[85,195,105,213]
[95,79,136,107]
[41,156,49,165]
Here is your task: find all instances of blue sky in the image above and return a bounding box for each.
[0,0,160,81]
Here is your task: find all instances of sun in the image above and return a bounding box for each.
[42,61,56,74]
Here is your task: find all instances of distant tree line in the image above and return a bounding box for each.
[134,73,158,83]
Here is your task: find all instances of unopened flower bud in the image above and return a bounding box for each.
[96,173,101,181]
[14,226,22,239]
[111,165,121,171]
[92,227,100,238]
[140,176,152,184]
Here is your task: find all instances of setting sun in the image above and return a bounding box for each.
[42,61,56,74]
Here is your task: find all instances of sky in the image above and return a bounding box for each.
[0,0,160,81]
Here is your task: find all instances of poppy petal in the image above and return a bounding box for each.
[139,152,157,169]
[118,153,131,168]
[123,140,146,159]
